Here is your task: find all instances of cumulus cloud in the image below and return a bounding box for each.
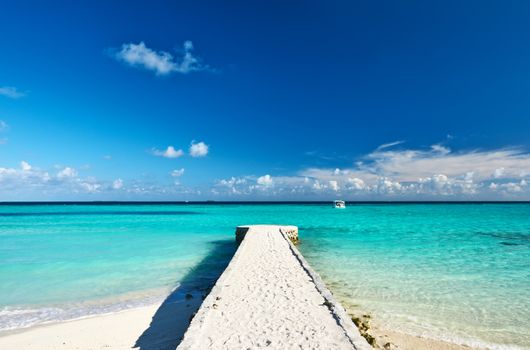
[430,144,451,155]
[0,161,110,197]
[257,174,273,186]
[1,162,50,191]
[328,180,339,191]
[347,177,365,190]
[216,176,248,194]
[57,167,77,179]
[0,86,26,99]
[80,179,101,193]
[298,144,530,198]
[113,41,209,75]
[152,146,184,158]
[4,142,530,200]
[20,161,32,172]
[0,160,205,199]
[493,168,505,178]
[112,178,123,190]
[212,143,530,199]
[189,141,209,157]
[360,146,530,183]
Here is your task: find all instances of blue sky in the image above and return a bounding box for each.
[1,0,530,200]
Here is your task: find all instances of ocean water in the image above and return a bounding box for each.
[0,203,528,349]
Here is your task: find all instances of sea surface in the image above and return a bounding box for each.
[0,203,528,349]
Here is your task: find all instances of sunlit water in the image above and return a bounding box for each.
[0,203,528,348]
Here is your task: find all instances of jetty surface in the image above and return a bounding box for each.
[177,225,371,350]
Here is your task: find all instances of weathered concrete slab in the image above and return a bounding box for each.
[177,225,371,350]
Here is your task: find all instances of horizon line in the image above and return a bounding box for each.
[1,200,530,205]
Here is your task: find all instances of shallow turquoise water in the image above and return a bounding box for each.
[0,204,528,348]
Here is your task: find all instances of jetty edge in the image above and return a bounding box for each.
[177,225,371,350]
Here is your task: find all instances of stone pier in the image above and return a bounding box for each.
[177,225,371,350]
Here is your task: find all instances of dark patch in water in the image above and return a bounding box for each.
[477,231,530,244]
[0,211,200,217]
[302,226,352,233]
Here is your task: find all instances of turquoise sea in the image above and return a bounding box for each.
[0,203,529,349]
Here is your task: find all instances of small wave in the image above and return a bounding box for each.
[0,291,169,332]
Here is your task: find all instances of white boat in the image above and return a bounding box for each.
[333,200,346,209]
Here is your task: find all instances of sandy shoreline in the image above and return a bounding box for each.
[0,225,500,350]
[0,292,204,350]
[0,297,493,350]
[0,304,162,350]
[0,295,489,350]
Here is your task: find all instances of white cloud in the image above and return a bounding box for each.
[212,144,530,199]
[80,180,101,193]
[189,141,209,157]
[358,146,530,183]
[257,174,273,186]
[493,167,505,178]
[113,41,208,76]
[431,144,451,155]
[112,178,123,190]
[4,143,530,200]
[20,161,32,171]
[171,168,185,177]
[0,160,207,199]
[0,86,26,99]
[216,176,248,194]
[347,177,365,190]
[328,180,339,191]
[376,140,404,151]
[490,180,526,193]
[152,146,184,158]
[1,162,51,191]
[57,167,77,179]
[300,145,530,197]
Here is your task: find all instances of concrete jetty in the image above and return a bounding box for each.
[177,225,371,350]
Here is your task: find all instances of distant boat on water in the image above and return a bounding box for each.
[333,200,346,209]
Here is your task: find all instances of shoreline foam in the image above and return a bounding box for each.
[0,287,171,333]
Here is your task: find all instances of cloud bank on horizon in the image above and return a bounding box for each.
[3,142,530,200]
[211,142,530,200]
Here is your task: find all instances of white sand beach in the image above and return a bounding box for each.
[0,293,203,350]
[0,305,160,350]
[0,302,487,350]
